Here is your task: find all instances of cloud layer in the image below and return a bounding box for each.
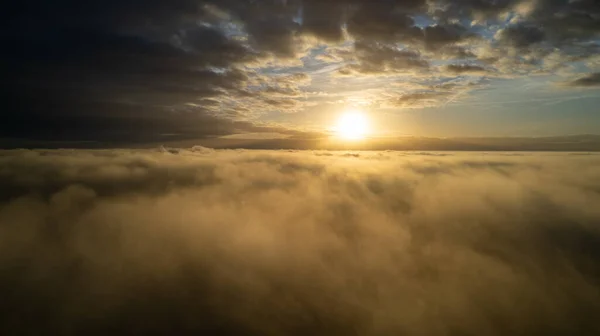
[2,149,600,335]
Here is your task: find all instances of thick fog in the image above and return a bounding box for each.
[1,148,600,335]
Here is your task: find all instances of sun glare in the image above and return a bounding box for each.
[335,111,370,140]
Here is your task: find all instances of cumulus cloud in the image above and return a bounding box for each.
[2,149,600,335]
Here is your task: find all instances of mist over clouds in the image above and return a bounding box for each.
[1,149,600,335]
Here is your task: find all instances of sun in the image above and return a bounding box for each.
[334,110,370,140]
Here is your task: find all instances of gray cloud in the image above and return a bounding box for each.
[421,23,474,49]
[337,41,429,75]
[431,0,522,19]
[301,2,346,42]
[382,91,452,108]
[347,2,421,42]
[234,2,301,57]
[444,63,489,74]
[495,24,545,49]
[564,73,600,87]
[2,149,600,335]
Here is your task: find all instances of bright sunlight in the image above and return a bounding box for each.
[334,111,370,140]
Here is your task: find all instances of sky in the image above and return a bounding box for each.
[3,2,600,332]
[3,0,600,148]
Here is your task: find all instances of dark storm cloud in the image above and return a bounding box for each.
[2,150,600,335]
